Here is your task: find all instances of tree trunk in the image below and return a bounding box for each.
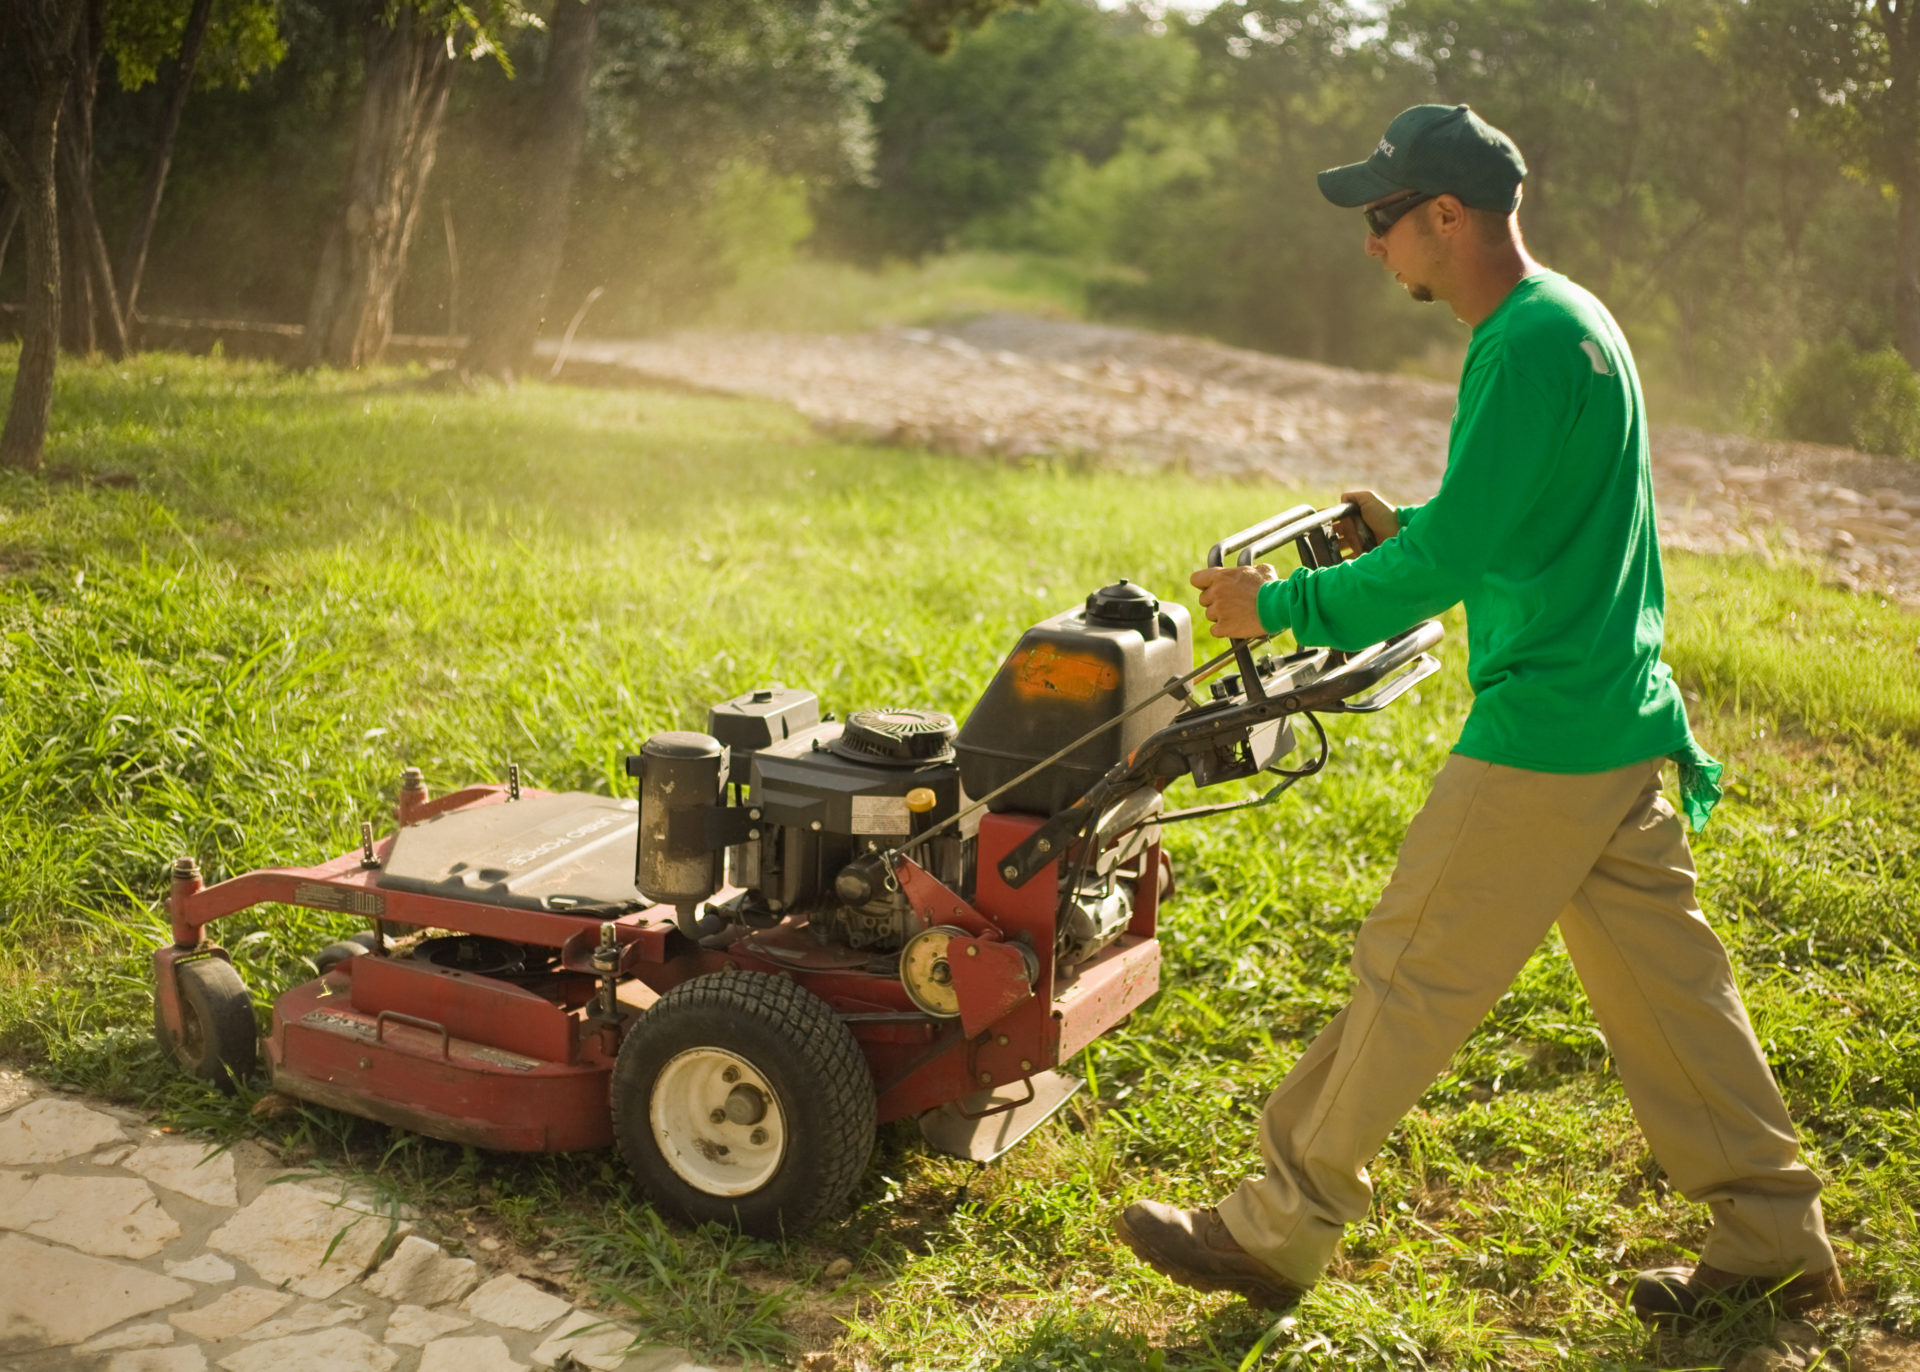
[1881,0,1920,367]
[58,110,128,358]
[0,192,18,274]
[303,4,457,369]
[117,0,213,321]
[57,178,92,354]
[0,2,83,472]
[53,0,125,359]
[461,0,602,380]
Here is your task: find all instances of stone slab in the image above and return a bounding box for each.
[461,1274,570,1332]
[123,1139,241,1208]
[216,1327,400,1372]
[362,1234,480,1306]
[0,1173,180,1258]
[240,1301,365,1341]
[207,1181,408,1299]
[166,1254,238,1284]
[0,1234,193,1351]
[79,1323,176,1353]
[170,1287,294,1342]
[529,1314,638,1372]
[0,1098,126,1164]
[418,1334,529,1372]
[384,1304,473,1347]
[107,1348,210,1372]
[0,1072,36,1116]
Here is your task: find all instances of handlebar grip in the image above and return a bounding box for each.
[1349,503,1379,555]
[1208,501,1367,569]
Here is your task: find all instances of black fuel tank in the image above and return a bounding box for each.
[956,579,1192,815]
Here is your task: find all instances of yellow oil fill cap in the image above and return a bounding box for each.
[906,787,938,813]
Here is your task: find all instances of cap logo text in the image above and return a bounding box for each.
[1377,138,1395,157]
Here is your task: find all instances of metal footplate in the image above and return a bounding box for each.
[917,1068,1084,1163]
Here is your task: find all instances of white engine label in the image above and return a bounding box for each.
[850,796,913,835]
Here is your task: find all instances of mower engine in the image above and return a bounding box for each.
[633,579,1193,981]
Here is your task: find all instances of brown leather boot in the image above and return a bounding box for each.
[1114,1201,1306,1311]
[1629,1262,1844,1321]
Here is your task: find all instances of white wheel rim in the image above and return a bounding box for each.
[649,1048,787,1196]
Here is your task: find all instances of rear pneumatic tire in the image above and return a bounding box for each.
[611,969,876,1237]
[156,958,258,1092]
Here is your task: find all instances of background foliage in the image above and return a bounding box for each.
[3,0,1912,434]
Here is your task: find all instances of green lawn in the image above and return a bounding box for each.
[2,347,1916,1370]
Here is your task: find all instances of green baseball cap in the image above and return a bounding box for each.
[1318,104,1526,212]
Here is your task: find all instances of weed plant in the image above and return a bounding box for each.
[1,346,1916,1369]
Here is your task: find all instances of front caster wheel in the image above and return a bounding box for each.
[156,958,258,1092]
[611,969,876,1237]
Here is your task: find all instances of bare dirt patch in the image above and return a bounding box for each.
[555,313,1920,607]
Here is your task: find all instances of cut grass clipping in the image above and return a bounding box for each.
[2,345,1916,1370]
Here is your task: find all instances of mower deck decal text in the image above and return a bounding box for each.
[1009,645,1120,702]
[503,814,622,869]
[293,883,385,917]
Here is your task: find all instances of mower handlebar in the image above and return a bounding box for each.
[1207,500,1377,570]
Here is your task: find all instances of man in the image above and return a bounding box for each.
[1114,104,1840,1323]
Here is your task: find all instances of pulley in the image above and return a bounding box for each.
[899,924,968,1019]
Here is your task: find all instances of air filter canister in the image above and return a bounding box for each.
[632,731,726,911]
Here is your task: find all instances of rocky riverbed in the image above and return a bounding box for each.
[557,313,1920,608]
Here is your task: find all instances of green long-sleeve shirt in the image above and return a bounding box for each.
[1256,270,1722,826]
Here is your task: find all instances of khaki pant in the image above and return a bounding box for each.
[1219,755,1834,1287]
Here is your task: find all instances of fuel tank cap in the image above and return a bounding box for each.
[1085,579,1160,638]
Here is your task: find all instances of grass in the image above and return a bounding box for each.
[2,344,1917,1370]
[694,249,1128,333]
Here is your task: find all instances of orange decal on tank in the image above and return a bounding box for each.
[1009,645,1120,701]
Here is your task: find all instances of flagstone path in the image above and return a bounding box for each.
[0,1071,716,1372]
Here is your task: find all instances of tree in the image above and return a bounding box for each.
[822,0,1180,258]
[115,0,213,320]
[0,0,85,472]
[303,2,461,368]
[102,0,286,321]
[56,0,129,359]
[459,0,601,380]
[1739,0,1920,368]
[454,0,880,368]
[304,0,530,369]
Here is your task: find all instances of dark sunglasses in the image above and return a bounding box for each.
[1364,191,1435,238]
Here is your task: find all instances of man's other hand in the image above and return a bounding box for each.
[1338,488,1399,554]
[1190,563,1279,640]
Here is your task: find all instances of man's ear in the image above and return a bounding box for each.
[1430,193,1470,238]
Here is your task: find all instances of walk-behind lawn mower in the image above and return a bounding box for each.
[153,504,1442,1236]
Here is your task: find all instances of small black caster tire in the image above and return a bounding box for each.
[348,930,383,952]
[314,939,371,974]
[611,969,876,1238]
[157,958,258,1092]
